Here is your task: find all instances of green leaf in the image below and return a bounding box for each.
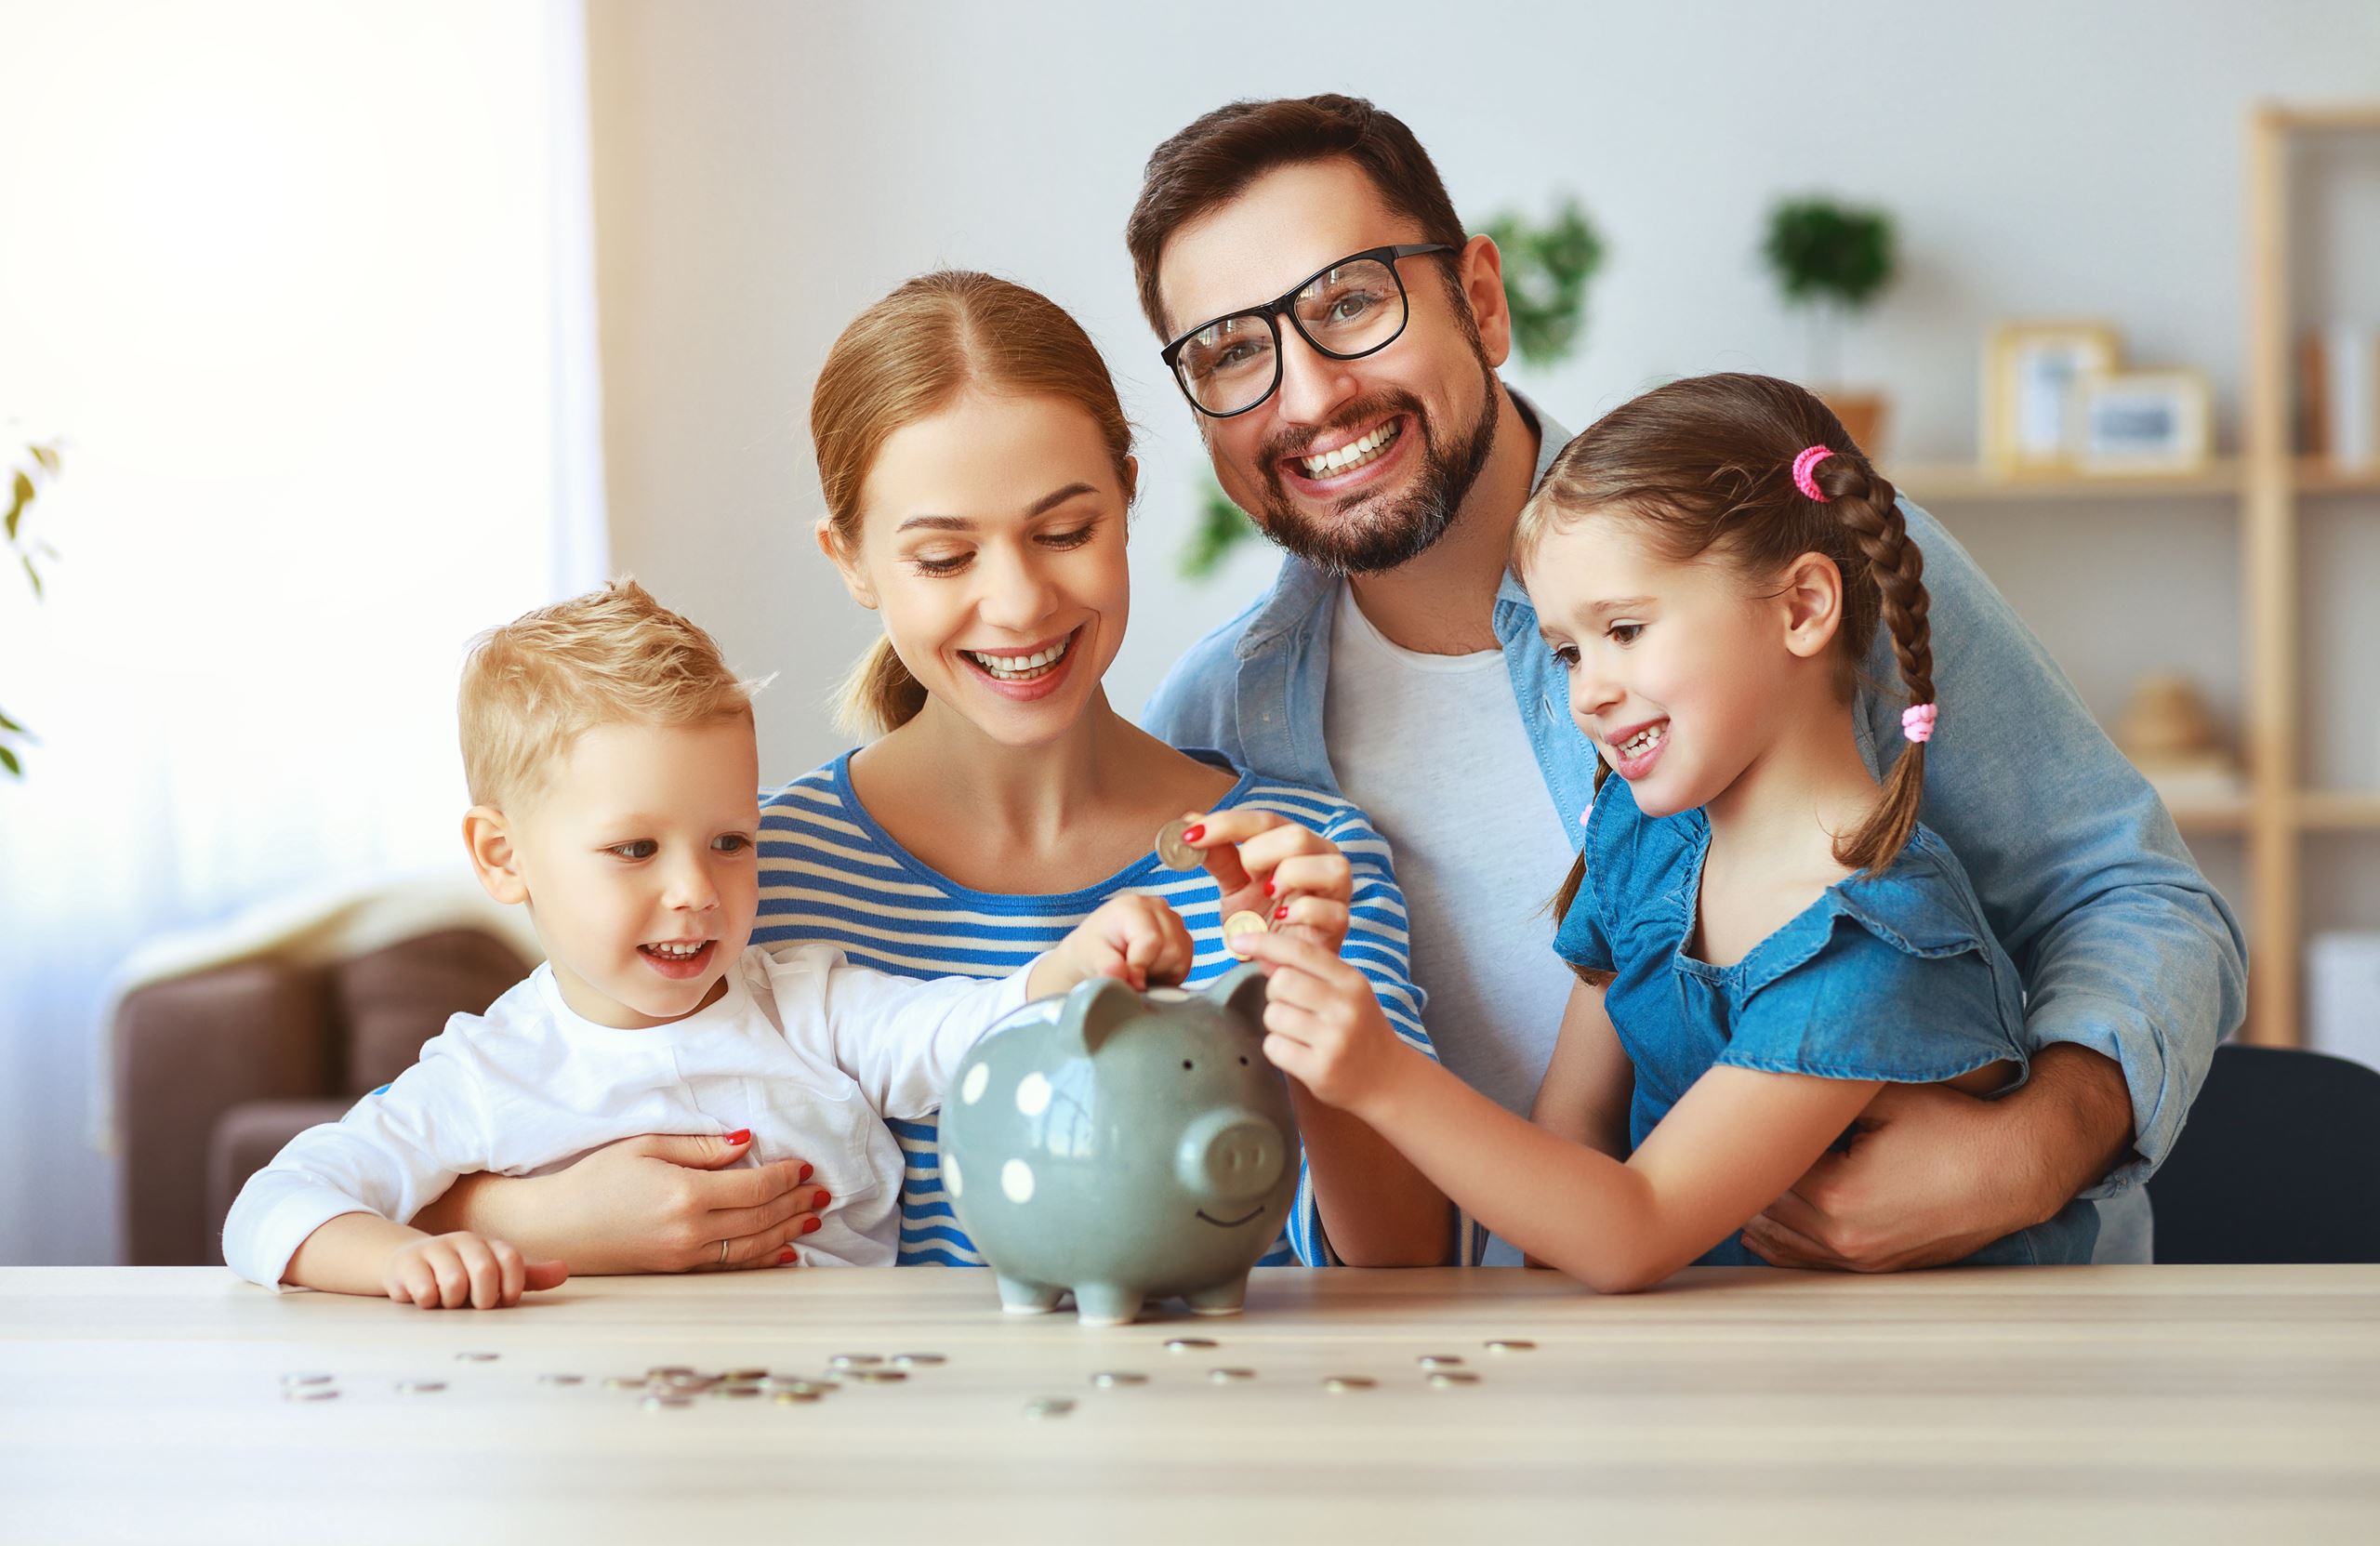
[1181,482,1259,581]
[6,471,28,542]
[1762,197,1897,311]
[0,744,20,778]
[1479,198,1607,370]
[0,707,20,733]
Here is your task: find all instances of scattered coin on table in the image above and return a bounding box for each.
[829,1354,883,1368]
[394,1380,446,1395]
[454,1352,499,1363]
[889,1353,946,1368]
[1427,1370,1482,1387]
[641,1394,693,1412]
[1323,1376,1378,1394]
[537,1373,584,1386]
[280,1372,333,1388]
[1154,818,1202,871]
[1208,1368,1257,1383]
[1090,1370,1148,1388]
[848,1368,907,1384]
[1025,1397,1076,1419]
[1485,1340,1536,1354]
[1163,1338,1218,1353]
[283,1387,339,1403]
[1416,1354,1465,1369]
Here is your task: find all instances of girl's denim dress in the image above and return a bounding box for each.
[1554,774,2099,1267]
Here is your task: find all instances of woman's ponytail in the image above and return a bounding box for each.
[834,635,928,739]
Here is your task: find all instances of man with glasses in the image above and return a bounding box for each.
[1132,94,2245,1270]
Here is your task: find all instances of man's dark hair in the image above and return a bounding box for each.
[1126,94,1467,340]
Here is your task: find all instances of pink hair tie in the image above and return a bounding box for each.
[1901,703,1938,744]
[1792,445,1835,501]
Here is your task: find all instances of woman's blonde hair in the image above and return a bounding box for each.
[811,271,1134,737]
[458,578,757,809]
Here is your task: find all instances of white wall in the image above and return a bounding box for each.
[586,0,2380,788]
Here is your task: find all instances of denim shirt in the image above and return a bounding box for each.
[1554,773,2100,1267]
[1143,384,2247,1257]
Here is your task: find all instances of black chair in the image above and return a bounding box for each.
[2147,1043,2380,1263]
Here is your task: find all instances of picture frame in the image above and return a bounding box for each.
[2072,369,2215,474]
[1982,322,2122,472]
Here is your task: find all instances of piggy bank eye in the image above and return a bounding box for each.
[1238,1055,1250,1066]
[1181,1059,1194,1071]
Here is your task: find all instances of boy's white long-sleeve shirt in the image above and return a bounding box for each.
[221,943,1033,1288]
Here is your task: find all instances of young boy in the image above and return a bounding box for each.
[221,580,1190,1308]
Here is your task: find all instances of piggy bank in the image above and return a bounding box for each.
[939,966,1299,1327]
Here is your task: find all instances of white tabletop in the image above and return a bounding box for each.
[3,1263,2377,1543]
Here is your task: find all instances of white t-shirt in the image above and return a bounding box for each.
[220,944,1031,1288]
[1326,585,1580,1263]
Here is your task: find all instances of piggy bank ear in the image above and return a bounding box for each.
[1063,975,1143,1055]
[1203,963,1269,1039]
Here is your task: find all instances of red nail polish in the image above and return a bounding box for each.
[1274,905,1289,920]
[1263,879,1276,896]
[776,1248,796,1264]
[797,1162,813,1183]
[1183,824,1205,842]
[800,1216,821,1235]
[725,1129,752,1145]
[813,1189,832,1208]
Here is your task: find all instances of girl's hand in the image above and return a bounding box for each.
[1036,894,1195,995]
[381,1230,566,1310]
[1172,810,1354,954]
[1230,930,1418,1117]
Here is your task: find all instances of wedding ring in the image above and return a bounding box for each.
[717,1237,730,1267]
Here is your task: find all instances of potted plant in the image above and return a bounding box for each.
[4,438,62,779]
[1181,199,1606,578]
[1762,196,1897,454]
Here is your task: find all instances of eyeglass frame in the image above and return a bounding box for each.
[1157,243,1461,420]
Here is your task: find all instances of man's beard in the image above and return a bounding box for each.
[1247,354,1501,577]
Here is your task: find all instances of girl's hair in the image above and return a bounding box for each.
[810,270,1135,738]
[1519,373,1937,942]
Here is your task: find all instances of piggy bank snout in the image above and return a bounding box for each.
[1173,1110,1285,1203]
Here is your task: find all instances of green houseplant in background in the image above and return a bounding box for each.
[4,439,62,779]
[1181,199,1606,580]
[1762,195,1897,454]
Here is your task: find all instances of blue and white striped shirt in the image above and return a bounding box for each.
[751,750,1441,1268]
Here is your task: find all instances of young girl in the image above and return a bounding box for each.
[1237,373,2098,1290]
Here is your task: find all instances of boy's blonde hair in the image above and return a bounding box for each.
[459,578,757,810]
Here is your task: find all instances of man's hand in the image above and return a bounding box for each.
[1740,1046,2133,1272]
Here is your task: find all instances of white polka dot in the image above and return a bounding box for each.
[945,1154,963,1199]
[1014,1072,1052,1117]
[1001,1158,1035,1204]
[960,1063,990,1105]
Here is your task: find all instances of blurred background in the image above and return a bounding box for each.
[4,0,2377,1266]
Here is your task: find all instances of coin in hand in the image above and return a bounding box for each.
[1223,910,1273,958]
[1154,817,1202,871]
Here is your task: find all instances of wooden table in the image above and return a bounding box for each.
[4,1264,2377,1543]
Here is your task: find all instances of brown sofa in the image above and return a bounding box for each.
[113,927,530,1266]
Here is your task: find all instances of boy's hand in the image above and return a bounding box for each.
[382,1230,567,1310]
[1171,810,1354,954]
[1034,894,1195,996]
[1230,930,1416,1117]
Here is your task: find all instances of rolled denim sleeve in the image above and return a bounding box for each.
[1861,501,2248,1194]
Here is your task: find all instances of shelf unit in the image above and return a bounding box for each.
[1884,104,2380,1048]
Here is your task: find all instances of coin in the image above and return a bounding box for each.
[1427,1370,1482,1387]
[537,1373,585,1386]
[283,1386,339,1402]
[1155,818,1202,871]
[720,1367,769,1382]
[828,1354,882,1369]
[455,1351,499,1363]
[1223,910,1272,957]
[1025,1397,1076,1419]
[1485,1339,1537,1354]
[1416,1354,1465,1369]
[602,1376,645,1391]
[394,1379,447,1394]
[659,1372,717,1392]
[848,1368,907,1384]
[1207,1368,1256,1383]
[772,1389,821,1406]
[641,1394,694,1411]
[1089,1370,1148,1388]
[1163,1338,1218,1353]
[763,1377,834,1396]
[645,1365,694,1379]
[710,1384,762,1398]
[889,1353,946,1368]
[279,1372,333,1388]
[1322,1376,1377,1394]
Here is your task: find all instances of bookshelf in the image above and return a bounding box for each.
[1884,104,2380,1048]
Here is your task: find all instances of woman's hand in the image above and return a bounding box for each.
[1034,894,1196,995]
[1230,929,1420,1118]
[1174,810,1354,954]
[382,1230,567,1310]
[423,1133,828,1275]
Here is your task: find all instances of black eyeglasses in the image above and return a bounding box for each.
[1159,244,1459,418]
